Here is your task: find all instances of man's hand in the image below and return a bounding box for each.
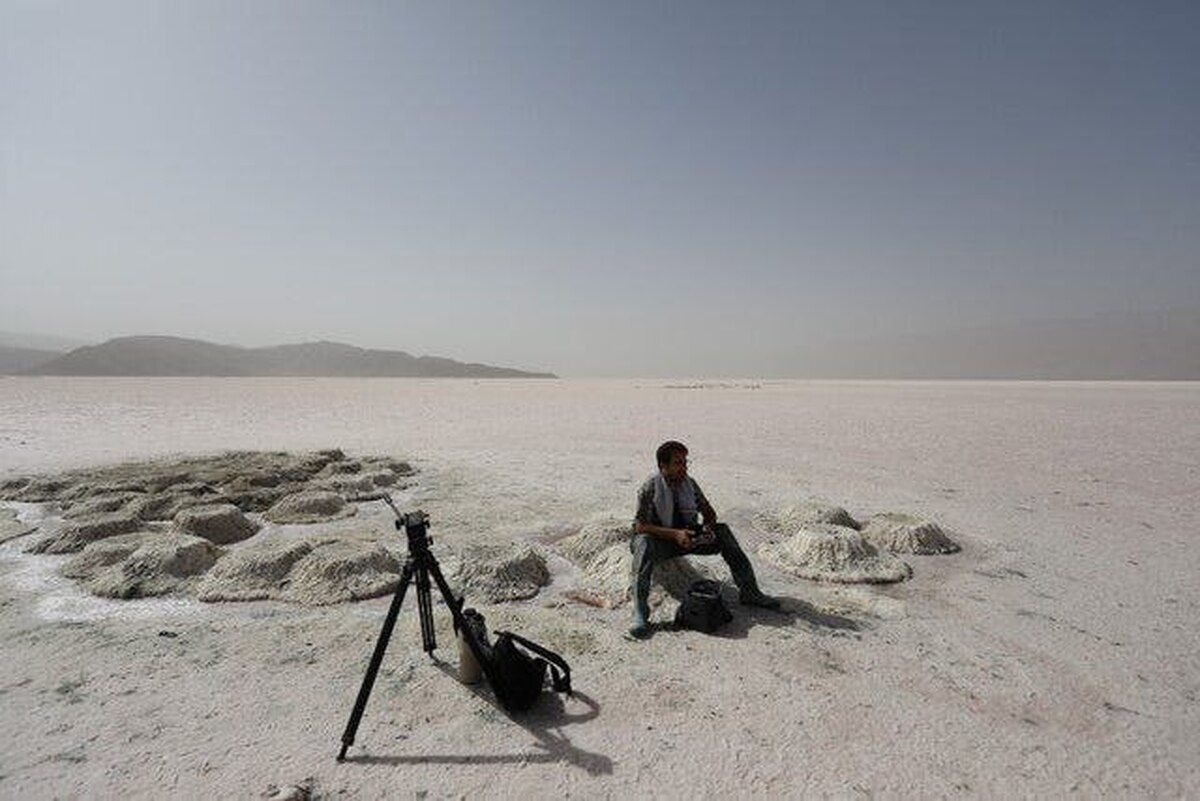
[634,521,701,549]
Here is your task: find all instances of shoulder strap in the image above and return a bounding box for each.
[494,630,573,696]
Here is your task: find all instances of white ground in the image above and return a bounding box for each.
[1,377,1198,798]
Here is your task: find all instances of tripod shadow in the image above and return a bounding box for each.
[342,656,613,776]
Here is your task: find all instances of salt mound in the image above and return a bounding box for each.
[860,512,960,555]
[61,533,146,578]
[555,519,631,566]
[196,539,321,602]
[563,543,630,608]
[281,541,400,605]
[318,475,378,496]
[28,512,143,554]
[214,480,296,513]
[132,483,223,522]
[60,481,150,504]
[564,541,721,609]
[174,503,260,545]
[7,477,72,502]
[264,491,356,524]
[63,531,222,599]
[360,470,399,487]
[317,461,411,496]
[754,501,860,534]
[322,460,362,475]
[759,523,911,583]
[146,471,194,493]
[319,455,412,479]
[63,492,145,519]
[0,477,30,495]
[452,542,551,602]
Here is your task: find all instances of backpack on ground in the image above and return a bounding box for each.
[487,631,572,713]
[674,579,733,633]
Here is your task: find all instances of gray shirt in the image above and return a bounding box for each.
[634,474,711,529]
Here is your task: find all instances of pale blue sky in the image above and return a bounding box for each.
[2,1,1197,376]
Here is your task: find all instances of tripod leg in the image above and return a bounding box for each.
[415,564,436,653]
[426,558,467,630]
[337,561,414,761]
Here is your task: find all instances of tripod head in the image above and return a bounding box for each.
[378,494,432,556]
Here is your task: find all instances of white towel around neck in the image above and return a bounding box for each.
[653,472,697,528]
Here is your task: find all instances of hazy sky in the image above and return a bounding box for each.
[2,1,1197,376]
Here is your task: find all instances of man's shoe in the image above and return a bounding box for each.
[629,619,652,639]
[629,605,652,639]
[739,591,782,610]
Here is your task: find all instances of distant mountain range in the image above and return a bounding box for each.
[2,308,1197,379]
[10,336,557,378]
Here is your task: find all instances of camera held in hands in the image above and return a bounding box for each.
[688,523,716,547]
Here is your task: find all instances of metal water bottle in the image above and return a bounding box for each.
[457,608,487,684]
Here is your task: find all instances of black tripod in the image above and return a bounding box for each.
[337,499,469,761]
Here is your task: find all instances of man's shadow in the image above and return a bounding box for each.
[340,656,613,776]
[640,592,862,640]
[645,557,863,640]
[723,593,862,639]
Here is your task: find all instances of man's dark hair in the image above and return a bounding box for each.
[656,440,688,467]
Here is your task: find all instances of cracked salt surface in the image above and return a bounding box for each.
[0,493,429,625]
[0,538,214,624]
[0,479,431,625]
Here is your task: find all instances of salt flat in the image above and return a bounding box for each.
[1,378,1197,797]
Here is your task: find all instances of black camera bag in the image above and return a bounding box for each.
[483,631,573,714]
[674,579,733,633]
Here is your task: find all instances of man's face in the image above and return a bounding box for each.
[660,452,688,483]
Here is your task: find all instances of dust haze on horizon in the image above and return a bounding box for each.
[2,2,1198,378]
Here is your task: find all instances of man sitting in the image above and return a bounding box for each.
[629,440,780,638]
